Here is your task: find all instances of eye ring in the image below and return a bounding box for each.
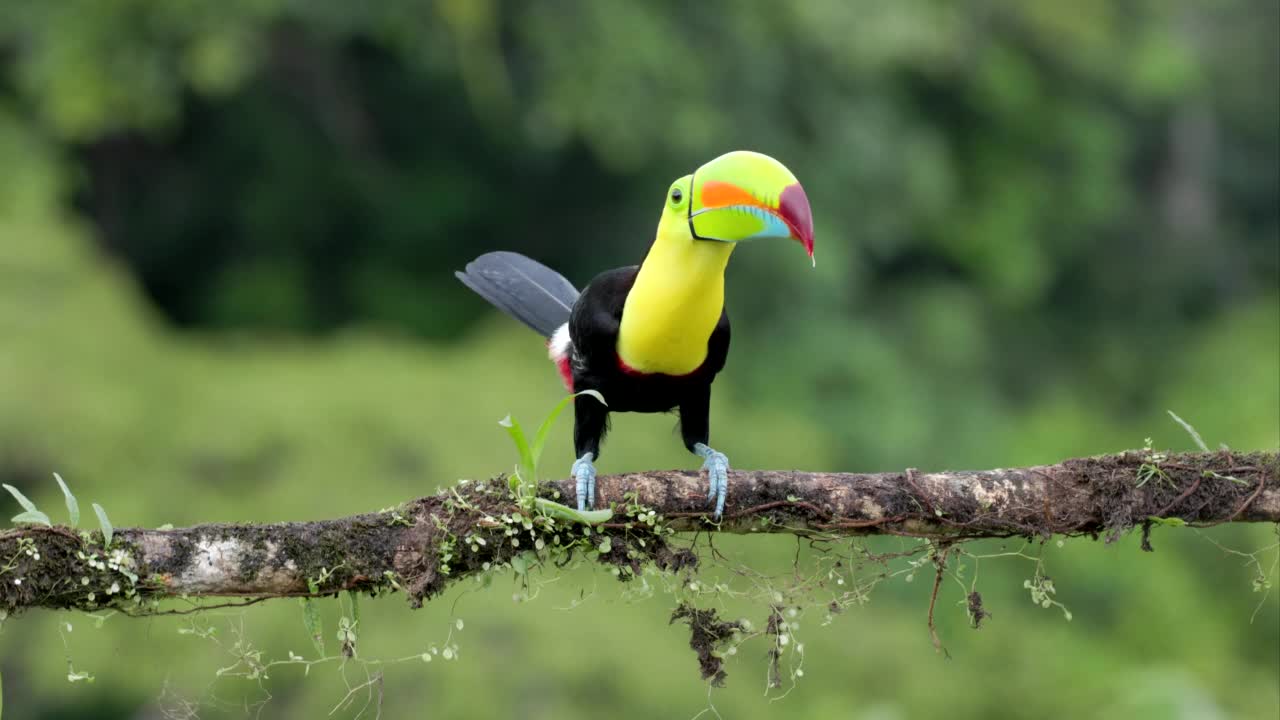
[669,187,683,205]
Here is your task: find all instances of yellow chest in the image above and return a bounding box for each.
[617,240,730,376]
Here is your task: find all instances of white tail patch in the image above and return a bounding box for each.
[547,323,571,361]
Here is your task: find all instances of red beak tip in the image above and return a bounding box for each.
[780,183,814,264]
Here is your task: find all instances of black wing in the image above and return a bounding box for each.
[703,306,731,375]
[568,266,638,372]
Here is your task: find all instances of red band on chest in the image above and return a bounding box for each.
[616,354,700,379]
[616,355,647,377]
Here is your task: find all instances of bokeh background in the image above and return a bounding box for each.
[1,1,1277,718]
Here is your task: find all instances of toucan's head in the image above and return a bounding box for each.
[659,150,815,265]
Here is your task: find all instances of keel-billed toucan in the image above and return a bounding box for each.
[457,151,814,518]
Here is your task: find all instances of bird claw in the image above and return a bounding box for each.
[693,443,729,519]
[572,452,597,511]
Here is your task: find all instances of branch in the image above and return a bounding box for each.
[1,451,1274,615]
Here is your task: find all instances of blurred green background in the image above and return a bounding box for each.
[1,1,1277,718]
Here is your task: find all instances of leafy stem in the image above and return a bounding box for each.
[499,391,611,524]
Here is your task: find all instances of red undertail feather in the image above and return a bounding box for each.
[556,354,573,391]
[546,323,574,391]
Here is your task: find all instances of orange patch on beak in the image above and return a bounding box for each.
[699,181,769,211]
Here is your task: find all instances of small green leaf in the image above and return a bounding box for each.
[1148,516,1186,527]
[510,554,527,575]
[577,509,614,524]
[499,415,534,486]
[3,484,40,514]
[54,473,79,527]
[1167,410,1209,452]
[529,390,607,471]
[11,511,52,527]
[301,598,324,656]
[577,389,607,408]
[92,503,114,548]
[533,498,612,525]
[530,395,577,471]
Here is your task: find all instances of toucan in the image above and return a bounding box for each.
[457,150,814,518]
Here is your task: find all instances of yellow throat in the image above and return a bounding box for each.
[617,215,734,376]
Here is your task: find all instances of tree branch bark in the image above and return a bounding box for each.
[1,450,1274,616]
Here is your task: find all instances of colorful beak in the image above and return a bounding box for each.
[688,150,815,264]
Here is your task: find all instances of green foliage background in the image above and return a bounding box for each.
[0,1,1277,718]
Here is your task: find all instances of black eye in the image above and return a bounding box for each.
[670,187,683,204]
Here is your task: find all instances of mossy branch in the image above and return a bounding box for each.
[0,450,1274,616]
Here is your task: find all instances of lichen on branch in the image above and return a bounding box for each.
[0,450,1274,617]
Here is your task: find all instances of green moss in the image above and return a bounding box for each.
[238,534,270,584]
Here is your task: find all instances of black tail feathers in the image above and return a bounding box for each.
[455,251,580,337]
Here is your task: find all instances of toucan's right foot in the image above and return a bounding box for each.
[693,443,730,519]
[572,452,597,511]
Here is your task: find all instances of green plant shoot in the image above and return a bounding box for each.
[499,391,611,524]
[54,473,80,527]
[93,503,114,548]
[3,484,51,527]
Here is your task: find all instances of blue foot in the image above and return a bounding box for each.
[572,452,597,511]
[693,443,729,519]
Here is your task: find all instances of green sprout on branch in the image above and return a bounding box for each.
[499,391,612,524]
[4,473,115,545]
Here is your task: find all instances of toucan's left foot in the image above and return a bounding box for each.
[572,452,597,511]
[693,443,729,519]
